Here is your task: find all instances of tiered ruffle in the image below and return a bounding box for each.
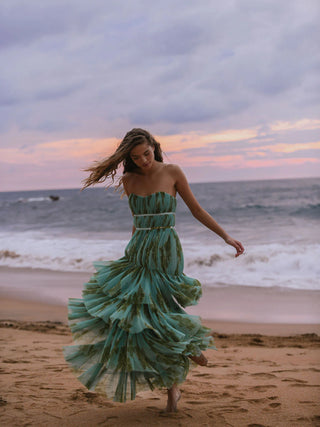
[62,258,217,402]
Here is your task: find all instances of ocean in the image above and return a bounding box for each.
[0,177,319,304]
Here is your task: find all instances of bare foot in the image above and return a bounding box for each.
[165,384,181,412]
[189,352,208,366]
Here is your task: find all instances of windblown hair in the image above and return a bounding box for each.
[81,128,163,191]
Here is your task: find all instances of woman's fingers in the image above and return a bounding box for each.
[225,237,245,257]
[236,240,245,253]
[232,239,245,257]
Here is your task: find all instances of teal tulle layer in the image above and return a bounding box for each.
[62,192,217,402]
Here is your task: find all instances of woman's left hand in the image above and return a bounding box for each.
[224,236,245,257]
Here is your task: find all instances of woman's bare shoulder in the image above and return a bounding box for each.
[163,163,182,172]
[163,163,184,178]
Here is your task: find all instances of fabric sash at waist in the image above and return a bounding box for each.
[133,211,175,229]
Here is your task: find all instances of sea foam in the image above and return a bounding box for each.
[0,231,319,291]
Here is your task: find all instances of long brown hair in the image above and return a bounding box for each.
[81,128,163,191]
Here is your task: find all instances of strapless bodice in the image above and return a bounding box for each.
[129,191,176,230]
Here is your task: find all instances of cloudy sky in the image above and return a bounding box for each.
[1,0,319,191]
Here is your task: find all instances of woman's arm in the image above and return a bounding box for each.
[172,165,244,257]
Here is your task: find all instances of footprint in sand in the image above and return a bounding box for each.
[206,364,217,368]
[282,377,308,383]
[221,392,231,397]
[251,372,277,379]
[2,359,19,363]
[289,383,320,388]
[185,400,213,405]
[225,372,244,379]
[193,374,216,380]
[260,360,278,364]
[249,385,277,392]
[0,397,7,406]
[269,402,281,408]
[246,398,269,404]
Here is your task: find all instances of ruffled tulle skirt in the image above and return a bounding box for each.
[62,256,217,402]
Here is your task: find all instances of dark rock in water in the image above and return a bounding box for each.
[49,195,59,201]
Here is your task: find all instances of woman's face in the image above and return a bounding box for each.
[130,142,155,170]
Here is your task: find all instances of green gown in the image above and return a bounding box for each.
[62,191,217,402]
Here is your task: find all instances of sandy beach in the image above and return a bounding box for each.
[1,268,320,426]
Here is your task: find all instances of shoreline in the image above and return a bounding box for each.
[0,265,320,335]
[1,295,320,336]
[1,266,320,330]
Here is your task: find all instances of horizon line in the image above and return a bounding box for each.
[1,175,319,194]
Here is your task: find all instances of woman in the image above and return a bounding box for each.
[62,128,244,413]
